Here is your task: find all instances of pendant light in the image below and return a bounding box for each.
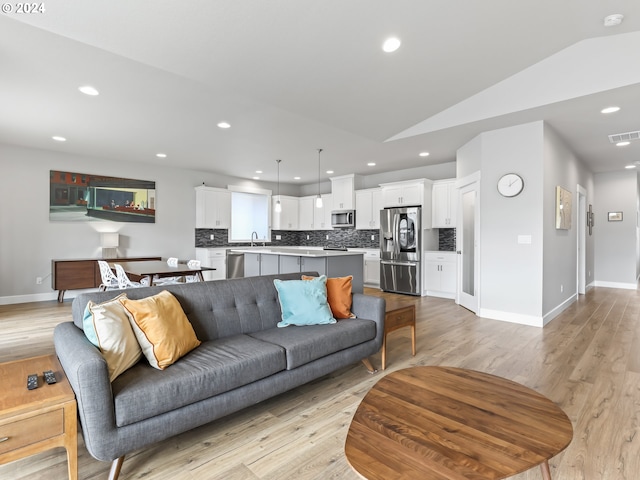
[274,159,282,213]
[316,148,323,208]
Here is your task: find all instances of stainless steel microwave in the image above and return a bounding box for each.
[331,209,355,228]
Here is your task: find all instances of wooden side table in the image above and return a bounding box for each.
[0,355,77,480]
[381,303,416,370]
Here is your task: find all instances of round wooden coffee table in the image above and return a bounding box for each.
[345,366,573,480]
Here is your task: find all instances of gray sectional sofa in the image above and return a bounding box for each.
[53,272,385,479]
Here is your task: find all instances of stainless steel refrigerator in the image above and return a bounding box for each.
[380,206,421,295]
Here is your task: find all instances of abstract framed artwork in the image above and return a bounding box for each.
[555,186,572,230]
[49,170,156,223]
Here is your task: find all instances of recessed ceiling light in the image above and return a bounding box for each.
[156,153,167,158]
[604,14,624,27]
[252,176,260,180]
[326,170,334,174]
[255,170,263,174]
[78,85,99,96]
[217,122,231,129]
[294,176,301,180]
[382,37,401,53]
[419,152,430,157]
[625,165,636,169]
[601,106,621,114]
[52,136,66,142]
[367,162,376,166]
[617,141,631,147]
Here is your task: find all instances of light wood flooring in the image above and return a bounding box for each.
[1,286,639,479]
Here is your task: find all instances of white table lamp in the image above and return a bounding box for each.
[101,233,119,259]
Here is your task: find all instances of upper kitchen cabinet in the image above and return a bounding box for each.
[432,179,457,228]
[331,174,361,210]
[299,194,332,230]
[272,195,299,230]
[380,179,433,227]
[195,185,231,229]
[355,188,383,229]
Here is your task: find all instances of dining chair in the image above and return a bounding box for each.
[114,264,149,289]
[184,259,201,283]
[97,260,120,291]
[153,257,182,285]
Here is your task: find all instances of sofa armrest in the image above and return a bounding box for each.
[351,293,385,349]
[54,322,118,461]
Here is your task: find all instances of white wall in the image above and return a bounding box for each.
[478,122,545,321]
[542,124,595,317]
[594,170,638,288]
[0,143,275,303]
[456,120,595,326]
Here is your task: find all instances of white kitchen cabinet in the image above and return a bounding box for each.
[380,179,433,226]
[363,249,381,287]
[298,194,332,230]
[331,174,356,210]
[272,195,299,230]
[195,186,231,229]
[195,248,227,280]
[355,188,383,229]
[432,179,457,228]
[298,196,315,230]
[423,251,457,298]
[314,193,332,230]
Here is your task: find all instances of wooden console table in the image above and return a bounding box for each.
[51,257,161,302]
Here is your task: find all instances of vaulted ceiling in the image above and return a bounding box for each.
[2,1,639,184]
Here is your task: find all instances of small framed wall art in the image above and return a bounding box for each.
[608,212,623,222]
[555,186,572,230]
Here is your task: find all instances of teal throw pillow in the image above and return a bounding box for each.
[274,275,336,327]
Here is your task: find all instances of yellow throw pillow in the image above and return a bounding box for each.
[119,290,201,370]
[83,293,143,382]
[301,275,355,319]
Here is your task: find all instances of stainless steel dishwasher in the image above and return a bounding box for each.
[226,250,244,278]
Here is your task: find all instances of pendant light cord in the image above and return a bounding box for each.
[317,148,323,196]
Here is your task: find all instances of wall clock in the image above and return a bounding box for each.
[497,173,524,197]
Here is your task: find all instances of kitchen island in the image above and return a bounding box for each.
[228,247,364,293]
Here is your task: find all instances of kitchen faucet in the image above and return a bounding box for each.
[251,231,258,246]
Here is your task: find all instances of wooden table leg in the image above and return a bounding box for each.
[197,271,205,282]
[64,401,78,480]
[411,324,416,356]
[381,334,387,370]
[540,460,552,480]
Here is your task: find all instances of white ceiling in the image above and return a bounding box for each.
[2,0,640,185]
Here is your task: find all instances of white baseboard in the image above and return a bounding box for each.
[0,289,88,305]
[478,308,544,328]
[543,293,577,326]
[592,280,637,290]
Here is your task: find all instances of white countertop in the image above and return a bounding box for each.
[228,247,365,258]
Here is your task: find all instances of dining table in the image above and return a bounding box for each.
[111,260,215,285]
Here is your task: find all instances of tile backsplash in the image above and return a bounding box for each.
[195,228,455,251]
[195,228,379,249]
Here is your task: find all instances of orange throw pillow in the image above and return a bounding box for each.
[302,275,355,319]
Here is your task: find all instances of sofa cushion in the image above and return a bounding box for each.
[248,318,376,370]
[120,290,201,370]
[274,275,336,327]
[82,293,143,382]
[302,275,355,319]
[111,334,286,427]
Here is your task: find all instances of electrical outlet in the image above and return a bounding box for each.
[560,284,564,293]
[326,234,329,240]
[588,271,591,277]
[371,235,375,241]
[275,234,281,240]
[36,277,43,284]
[209,234,214,240]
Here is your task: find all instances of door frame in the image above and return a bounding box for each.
[576,184,587,295]
[455,171,481,313]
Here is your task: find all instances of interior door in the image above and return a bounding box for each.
[457,180,479,313]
